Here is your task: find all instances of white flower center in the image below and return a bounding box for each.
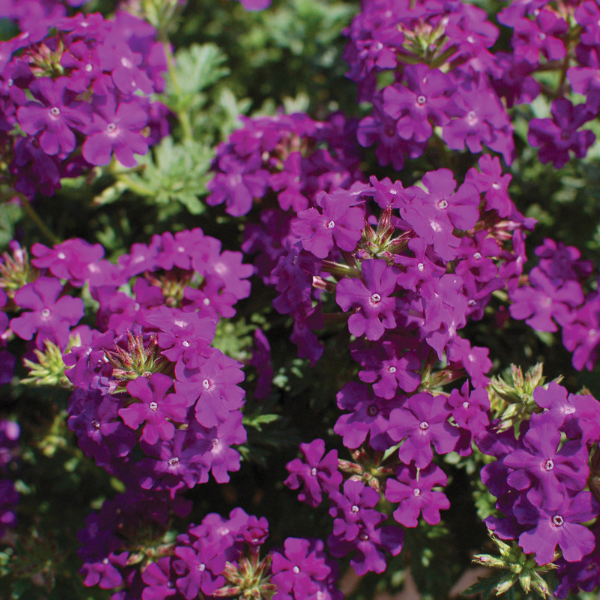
[107,123,117,133]
[413,488,421,496]
[371,293,381,303]
[327,220,335,229]
[293,566,300,574]
[388,366,397,373]
[310,467,317,476]
[203,379,211,389]
[121,57,133,68]
[417,262,425,272]
[438,199,448,209]
[198,563,206,572]
[149,402,158,411]
[41,308,51,318]
[85,63,93,72]
[416,95,426,105]
[351,505,360,513]
[203,298,211,306]
[50,107,60,117]
[57,252,66,260]
[473,252,481,260]
[419,421,429,430]
[552,515,563,527]
[544,459,554,471]
[182,341,190,347]
[462,401,470,409]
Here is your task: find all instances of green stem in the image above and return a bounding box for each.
[18,194,61,245]
[161,35,193,142]
[115,174,157,197]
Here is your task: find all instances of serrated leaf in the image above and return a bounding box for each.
[126,137,212,213]
[166,43,229,114]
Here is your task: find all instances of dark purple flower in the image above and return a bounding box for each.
[517,491,600,565]
[385,463,450,527]
[329,479,386,541]
[388,392,459,468]
[509,267,583,332]
[10,276,84,349]
[83,95,149,168]
[336,259,399,341]
[504,419,589,510]
[327,522,404,576]
[382,65,455,143]
[120,374,188,445]
[528,99,595,169]
[271,537,331,600]
[291,190,365,259]
[17,76,91,156]
[284,439,342,507]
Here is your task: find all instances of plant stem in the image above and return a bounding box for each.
[161,35,194,142]
[18,193,61,245]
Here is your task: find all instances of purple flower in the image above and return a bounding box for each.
[385,463,450,527]
[17,76,90,156]
[327,522,404,576]
[191,411,247,484]
[465,154,513,217]
[175,349,245,428]
[382,65,455,143]
[271,537,331,600]
[141,557,178,600]
[284,439,342,507]
[509,267,583,332]
[336,259,399,341]
[528,99,595,169]
[81,552,128,589]
[517,491,600,565]
[173,542,226,599]
[291,190,365,259]
[329,479,386,541]
[119,374,188,445]
[563,296,600,371]
[503,419,589,510]
[10,276,84,349]
[334,381,402,450]
[442,76,514,165]
[388,392,459,468]
[447,380,490,436]
[83,95,149,168]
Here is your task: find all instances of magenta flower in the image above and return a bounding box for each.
[504,419,589,510]
[388,392,459,468]
[386,464,450,527]
[284,439,342,507]
[271,537,331,600]
[17,76,91,156]
[119,374,188,445]
[517,491,600,565]
[509,267,583,332]
[83,95,149,168]
[10,276,84,349]
[336,259,399,341]
[291,190,365,259]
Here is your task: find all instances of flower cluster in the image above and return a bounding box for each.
[478,380,600,592]
[0,8,168,197]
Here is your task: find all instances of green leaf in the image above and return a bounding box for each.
[0,202,23,250]
[126,137,213,213]
[166,43,230,114]
[243,413,280,431]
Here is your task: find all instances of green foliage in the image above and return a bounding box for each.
[123,137,213,214]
